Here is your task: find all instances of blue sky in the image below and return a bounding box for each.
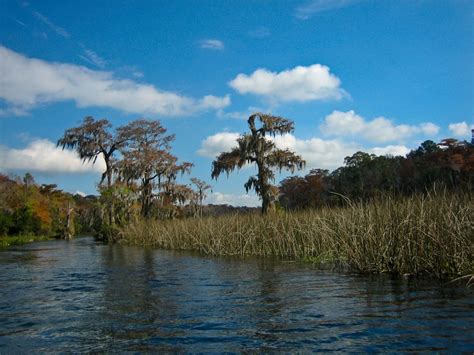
[0,0,473,206]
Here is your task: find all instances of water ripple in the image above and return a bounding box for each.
[0,237,472,352]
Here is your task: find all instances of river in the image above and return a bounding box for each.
[0,237,472,352]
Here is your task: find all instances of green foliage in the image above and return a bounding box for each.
[0,235,51,248]
[11,206,41,235]
[0,173,96,239]
[0,212,14,236]
[280,139,474,209]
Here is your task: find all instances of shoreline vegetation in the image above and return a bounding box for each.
[2,114,473,280]
[118,191,473,279]
[0,235,52,249]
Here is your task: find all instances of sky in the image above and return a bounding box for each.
[0,0,473,206]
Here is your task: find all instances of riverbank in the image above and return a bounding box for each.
[0,235,52,249]
[118,191,473,278]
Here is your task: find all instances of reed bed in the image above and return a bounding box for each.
[118,191,473,278]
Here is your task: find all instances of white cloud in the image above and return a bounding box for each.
[419,122,440,136]
[199,39,224,50]
[272,134,358,170]
[0,106,30,117]
[320,110,364,135]
[295,0,359,19]
[320,110,439,143]
[205,192,260,207]
[197,131,410,171]
[0,139,106,174]
[448,121,474,137]
[75,190,87,197]
[229,64,346,103]
[197,132,240,158]
[198,95,231,111]
[0,45,230,116]
[274,135,410,169]
[368,145,410,157]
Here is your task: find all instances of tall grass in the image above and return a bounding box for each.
[118,191,473,278]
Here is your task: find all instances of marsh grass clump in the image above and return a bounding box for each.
[118,191,473,278]
[0,235,51,248]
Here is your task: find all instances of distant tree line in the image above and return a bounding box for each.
[0,173,95,238]
[279,138,474,210]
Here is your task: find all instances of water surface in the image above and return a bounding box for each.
[0,237,472,352]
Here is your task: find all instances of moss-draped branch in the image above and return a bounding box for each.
[211,113,305,214]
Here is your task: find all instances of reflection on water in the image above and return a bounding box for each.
[0,237,472,352]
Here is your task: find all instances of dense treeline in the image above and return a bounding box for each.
[0,173,96,238]
[279,139,474,209]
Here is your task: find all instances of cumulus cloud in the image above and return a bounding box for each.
[197,132,240,158]
[205,192,260,207]
[229,64,346,103]
[272,134,357,169]
[199,39,224,50]
[295,0,359,19]
[0,139,106,174]
[198,131,410,171]
[368,145,411,157]
[320,110,439,143]
[275,135,410,167]
[0,45,230,116]
[448,121,474,137]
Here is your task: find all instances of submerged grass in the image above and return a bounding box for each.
[0,235,52,249]
[119,191,473,278]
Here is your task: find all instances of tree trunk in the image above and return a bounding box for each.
[256,159,273,215]
[199,193,203,218]
[141,179,152,218]
[64,202,74,240]
[105,159,115,226]
[261,195,269,214]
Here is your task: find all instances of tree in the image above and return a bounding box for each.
[116,119,192,218]
[211,113,305,214]
[160,183,195,218]
[58,116,123,188]
[58,116,123,225]
[23,172,35,188]
[280,169,331,209]
[410,140,441,156]
[191,178,212,217]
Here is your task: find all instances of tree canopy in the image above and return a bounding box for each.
[212,113,305,214]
